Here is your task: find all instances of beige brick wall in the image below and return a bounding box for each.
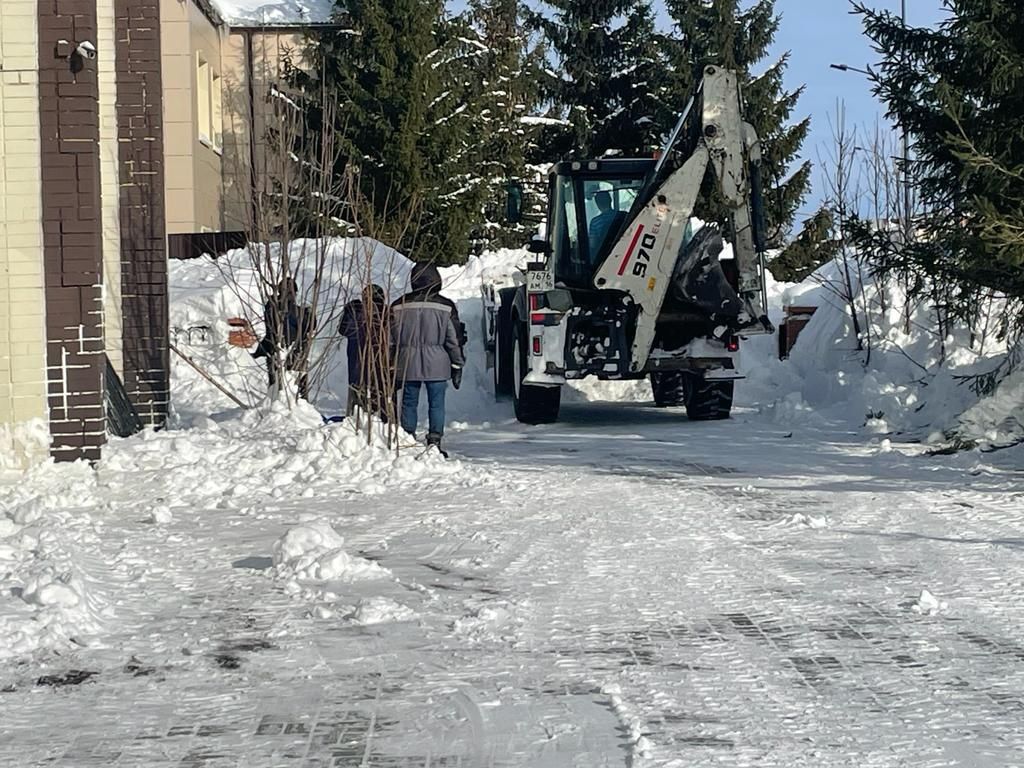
[161,0,225,235]
[98,0,124,377]
[189,1,224,232]
[0,0,50,466]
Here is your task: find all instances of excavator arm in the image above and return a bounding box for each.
[592,66,774,373]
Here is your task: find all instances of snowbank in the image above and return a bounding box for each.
[169,241,523,426]
[955,361,1024,447]
[0,419,50,471]
[102,397,462,502]
[0,462,109,660]
[169,237,411,422]
[739,260,1016,445]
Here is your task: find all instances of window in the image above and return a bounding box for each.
[583,179,642,263]
[553,176,581,282]
[212,72,223,150]
[552,174,645,286]
[196,53,222,152]
[196,53,210,143]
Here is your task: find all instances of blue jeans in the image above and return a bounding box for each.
[401,381,447,437]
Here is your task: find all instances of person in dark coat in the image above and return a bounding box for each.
[339,284,389,416]
[391,263,465,449]
[252,278,315,399]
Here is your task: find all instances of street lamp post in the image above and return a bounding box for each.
[831,1,912,244]
[899,0,911,244]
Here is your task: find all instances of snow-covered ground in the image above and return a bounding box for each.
[2,242,1023,765]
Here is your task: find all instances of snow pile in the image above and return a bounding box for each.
[270,521,418,625]
[272,518,390,584]
[0,462,109,660]
[734,260,1018,446]
[954,358,1024,447]
[169,237,411,422]
[102,397,461,502]
[909,589,948,616]
[0,418,49,471]
[147,504,173,525]
[169,240,526,427]
[438,248,528,301]
[349,596,416,625]
[452,601,518,643]
[786,512,829,529]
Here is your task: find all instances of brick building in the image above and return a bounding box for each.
[0,0,332,467]
[0,0,168,466]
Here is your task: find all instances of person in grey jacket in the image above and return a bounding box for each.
[391,263,465,450]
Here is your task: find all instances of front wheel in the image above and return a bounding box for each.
[684,375,734,421]
[650,371,687,407]
[512,320,560,424]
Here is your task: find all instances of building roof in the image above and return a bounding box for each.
[207,0,336,27]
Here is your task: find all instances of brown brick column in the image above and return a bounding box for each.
[37,0,106,461]
[115,0,168,426]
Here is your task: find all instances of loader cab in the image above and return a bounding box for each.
[548,159,655,288]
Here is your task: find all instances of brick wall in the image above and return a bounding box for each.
[115,0,168,426]
[37,0,106,462]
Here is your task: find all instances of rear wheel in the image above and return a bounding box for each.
[512,319,561,424]
[650,371,688,407]
[493,295,515,399]
[684,374,734,421]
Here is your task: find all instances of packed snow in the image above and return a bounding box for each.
[2,237,1024,765]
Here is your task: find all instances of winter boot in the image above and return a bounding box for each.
[426,432,448,459]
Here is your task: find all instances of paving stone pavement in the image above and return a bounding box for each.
[3,407,1023,766]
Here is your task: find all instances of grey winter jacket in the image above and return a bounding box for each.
[391,265,465,382]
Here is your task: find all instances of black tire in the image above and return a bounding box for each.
[650,371,688,407]
[512,319,561,424]
[494,292,515,399]
[685,374,734,421]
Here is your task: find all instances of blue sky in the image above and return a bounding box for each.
[770,0,946,220]
[451,0,948,225]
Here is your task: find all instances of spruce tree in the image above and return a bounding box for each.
[770,207,840,282]
[853,0,1024,301]
[291,0,486,265]
[532,0,667,159]
[464,0,548,248]
[664,0,810,243]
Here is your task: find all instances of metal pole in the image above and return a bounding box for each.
[901,0,912,243]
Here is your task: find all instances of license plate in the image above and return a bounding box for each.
[527,270,554,292]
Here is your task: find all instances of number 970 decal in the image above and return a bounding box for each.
[616,225,658,278]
